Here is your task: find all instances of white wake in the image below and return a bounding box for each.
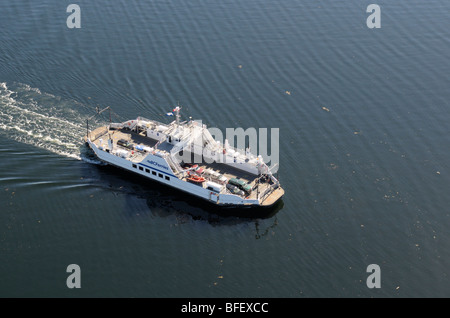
[0,82,105,162]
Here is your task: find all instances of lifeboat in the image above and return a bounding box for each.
[183,163,198,169]
[187,173,206,183]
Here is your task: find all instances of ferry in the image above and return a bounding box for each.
[84,107,284,208]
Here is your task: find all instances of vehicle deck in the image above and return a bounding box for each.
[87,125,284,206]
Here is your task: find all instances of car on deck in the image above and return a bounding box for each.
[228,178,252,194]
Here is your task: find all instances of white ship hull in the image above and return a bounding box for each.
[84,108,284,209]
[87,139,263,207]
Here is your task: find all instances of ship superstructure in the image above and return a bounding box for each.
[85,107,284,208]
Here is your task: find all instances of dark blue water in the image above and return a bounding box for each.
[1,0,449,297]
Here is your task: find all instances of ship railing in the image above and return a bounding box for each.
[166,155,183,175]
[124,119,138,131]
[92,127,108,141]
[86,106,112,140]
[170,138,191,156]
[202,128,218,146]
[154,134,167,149]
[259,184,276,202]
[137,116,153,123]
[266,163,280,185]
[223,143,257,160]
[170,145,182,156]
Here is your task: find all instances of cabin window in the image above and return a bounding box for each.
[145,168,150,173]
[165,176,170,181]
[132,164,137,168]
[158,173,163,178]
[152,171,156,176]
[139,166,143,171]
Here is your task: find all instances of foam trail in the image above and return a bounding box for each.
[0,82,105,163]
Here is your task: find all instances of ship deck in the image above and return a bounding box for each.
[87,125,284,206]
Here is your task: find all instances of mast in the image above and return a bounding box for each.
[86,106,111,140]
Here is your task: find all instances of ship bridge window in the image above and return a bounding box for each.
[132,164,137,168]
[145,168,150,173]
[158,173,163,178]
[165,176,170,181]
[139,166,144,171]
[152,171,156,176]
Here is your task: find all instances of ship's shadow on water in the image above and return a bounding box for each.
[81,146,284,225]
